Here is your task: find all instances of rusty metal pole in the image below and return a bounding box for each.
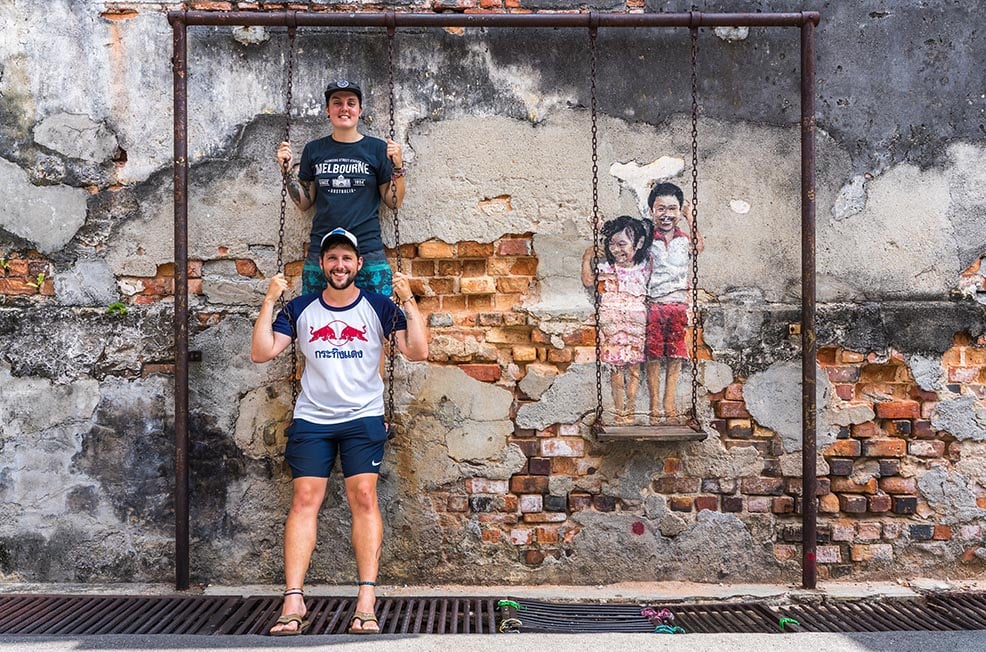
[800,14,818,590]
[170,10,190,592]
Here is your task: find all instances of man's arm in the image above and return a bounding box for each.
[379,138,406,210]
[251,273,294,363]
[391,272,428,361]
[276,140,315,211]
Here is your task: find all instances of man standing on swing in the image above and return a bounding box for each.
[252,228,427,635]
[277,79,405,296]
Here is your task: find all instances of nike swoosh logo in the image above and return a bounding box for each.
[371,460,381,467]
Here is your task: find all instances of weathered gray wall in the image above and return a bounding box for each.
[1,0,984,585]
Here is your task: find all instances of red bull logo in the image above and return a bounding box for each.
[309,320,368,346]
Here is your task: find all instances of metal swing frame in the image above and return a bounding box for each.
[168,9,821,591]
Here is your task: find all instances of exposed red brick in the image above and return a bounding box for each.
[512,345,537,362]
[411,260,436,277]
[714,400,750,418]
[655,477,701,493]
[826,366,860,382]
[724,383,744,401]
[933,525,953,541]
[497,276,532,294]
[879,476,917,494]
[460,276,496,295]
[535,526,559,544]
[835,384,854,400]
[481,528,502,543]
[510,475,548,494]
[817,347,839,365]
[741,477,785,495]
[523,549,545,566]
[528,457,551,476]
[0,278,38,295]
[874,400,920,419]
[911,420,937,438]
[460,363,501,382]
[416,240,454,258]
[823,439,862,457]
[547,348,573,363]
[694,495,718,512]
[862,438,907,457]
[568,493,593,511]
[830,477,878,494]
[663,458,681,474]
[509,257,538,276]
[839,351,865,363]
[447,495,469,512]
[235,258,258,276]
[436,259,463,276]
[819,493,841,513]
[497,237,532,256]
[838,494,868,513]
[850,421,880,438]
[868,494,892,512]
[670,496,693,512]
[772,496,795,514]
[457,241,494,257]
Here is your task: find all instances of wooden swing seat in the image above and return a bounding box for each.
[596,418,707,442]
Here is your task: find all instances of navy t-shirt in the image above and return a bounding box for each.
[298,135,394,256]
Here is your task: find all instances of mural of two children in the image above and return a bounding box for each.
[581,181,704,425]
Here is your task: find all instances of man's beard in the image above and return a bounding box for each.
[326,270,356,290]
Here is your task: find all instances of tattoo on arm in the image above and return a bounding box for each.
[285,174,312,205]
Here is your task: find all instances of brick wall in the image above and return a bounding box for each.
[0,250,53,300]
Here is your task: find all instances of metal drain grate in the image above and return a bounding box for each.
[927,592,986,631]
[3,593,986,636]
[776,597,978,632]
[0,595,241,636]
[503,599,780,634]
[0,595,499,636]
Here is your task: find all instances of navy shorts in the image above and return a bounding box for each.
[284,416,388,478]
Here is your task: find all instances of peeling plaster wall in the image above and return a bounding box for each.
[1,0,985,585]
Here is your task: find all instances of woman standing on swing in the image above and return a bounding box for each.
[276,79,406,296]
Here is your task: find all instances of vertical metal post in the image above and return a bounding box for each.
[800,15,817,590]
[171,11,190,591]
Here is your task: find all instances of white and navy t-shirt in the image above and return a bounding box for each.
[273,290,406,424]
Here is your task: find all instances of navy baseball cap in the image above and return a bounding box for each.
[324,79,363,105]
[320,227,359,255]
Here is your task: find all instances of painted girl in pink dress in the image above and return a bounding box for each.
[582,215,653,424]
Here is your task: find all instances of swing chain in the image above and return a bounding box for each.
[277,26,296,277]
[386,23,400,430]
[688,26,700,421]
[589,26,603,430]
[387,21,402,275]
[278,26,299,404]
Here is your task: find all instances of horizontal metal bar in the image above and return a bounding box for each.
[168,10,820,29]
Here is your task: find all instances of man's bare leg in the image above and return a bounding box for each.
[664,358,682,418]
[646,360,662,424]
[270,476,328,634]
[345,473,383,633]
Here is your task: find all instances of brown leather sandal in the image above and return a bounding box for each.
[269,588,309,636]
